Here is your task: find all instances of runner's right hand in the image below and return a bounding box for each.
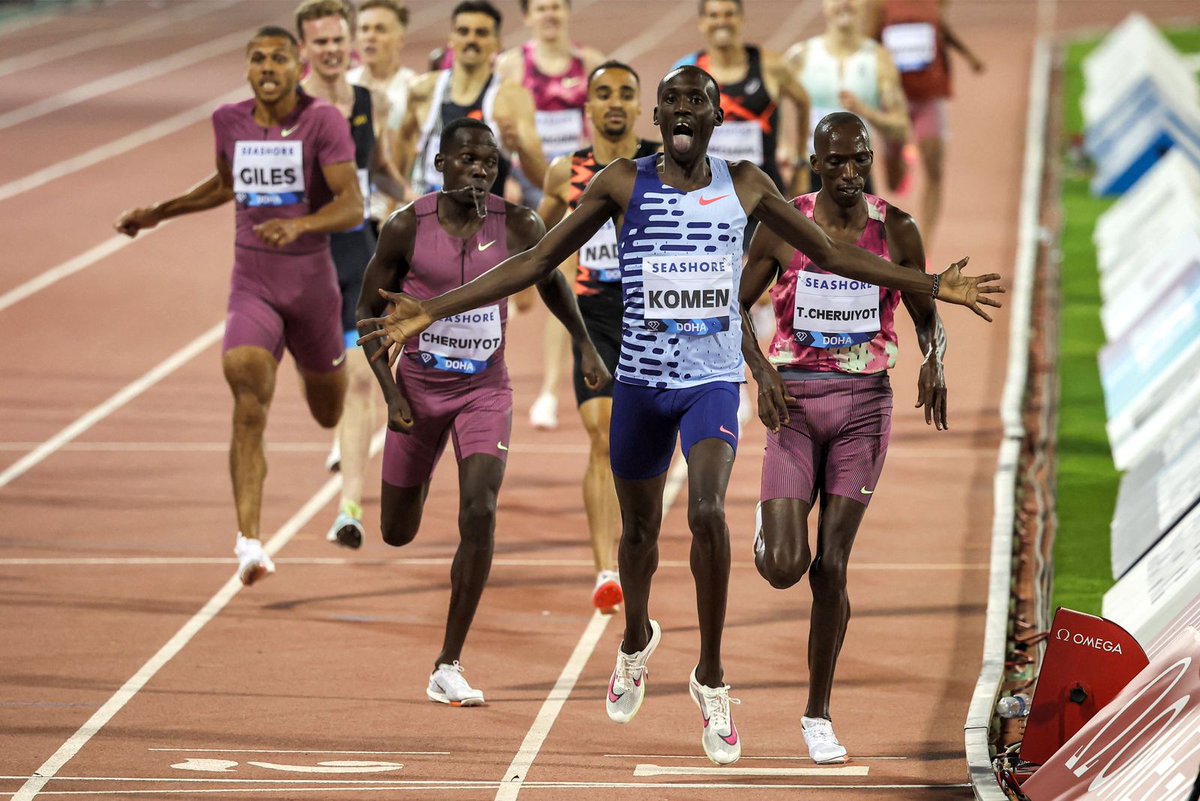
[113,207,160,237]
[386,394,414,433]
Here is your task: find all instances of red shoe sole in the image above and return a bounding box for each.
[593,581,623,613]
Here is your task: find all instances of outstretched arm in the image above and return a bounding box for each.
[740,223,794,432]
[113,155,235,236]
[739,163,1003,317]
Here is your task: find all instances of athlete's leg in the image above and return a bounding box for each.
[683,438,735,687]
[380,480,430,546]
[223,346,278,540]
[918,135,945,250]
[614,471,668,652]
[756,497,814,589]
[337,345,376,510]
[298,364,346,429]
[579,396,618,574]
[436,453,505,668]
[529,260,576,429]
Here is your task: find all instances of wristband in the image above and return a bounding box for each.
[931,273,941,299]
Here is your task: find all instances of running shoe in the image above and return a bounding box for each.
[689,669,742,765]
[325,438,341,473]
[592,570,623,614]
[326,504,364,550]
[529,392,558,430]
[802,715,848,764]
[235,533,275,586]
[427,661,485,707]
[605,619,661,724]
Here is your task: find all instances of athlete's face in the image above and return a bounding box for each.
[357,7,406,70]
[698,0,743,49]
[654,70,722,161]
[823,0,861,33]
[587,68,640,139]
[525,0,569,41]
[246,36,301,104]
[300,16,351,81]
[450,12,500,68]
[436,128,500,198]
[812,124,872,206]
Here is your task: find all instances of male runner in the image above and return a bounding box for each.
[496,0,605,432]
[357,117,609,705]
[741,111,946,764]
[296,0,402,549]
[114,27,363,585]
[397,1,547,200]
[536,60,658,613]
[359,66,1001,761]
[787,0,910,195]
[866,0,986,247]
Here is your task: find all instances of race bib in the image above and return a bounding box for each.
[882,22,937,73]
[578,218,621,283]
[641,254,734,337]
[233,141,304,207]
[536,109,584,160]
[792,272,880,349]
[415,305,502,374]
[707,120,764,165]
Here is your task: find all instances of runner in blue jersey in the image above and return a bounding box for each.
[359,65,1003,764]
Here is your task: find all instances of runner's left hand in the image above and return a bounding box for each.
[916,354,948,430]
[579,341,612,392]
[358,290,433,363]
[935,257,1005,321]
[752,365,795,433]
[253,218,306,248]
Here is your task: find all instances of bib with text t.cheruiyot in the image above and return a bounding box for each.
[882,22,937,73]
[641,254,735,337]
[792,272,881,349]
[233,141,305,208]
[414,306,502,374]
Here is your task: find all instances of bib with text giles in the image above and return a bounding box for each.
[793,272,880,349]
[579,219,621,283]
[641,254,734,337]
[882,22,937,73]
[233,141,305,208]
[415,305,502,374]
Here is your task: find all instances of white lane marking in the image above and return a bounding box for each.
[0,1,235,78]
[0,29,248,131]
[0,557,990,570]
[605,753,908,760]
[7,433,386,801]
[149,750,446,755]
[170,760,404,774]
[0,440,591,454]
[0,323,223,490]
[634,764,870,777]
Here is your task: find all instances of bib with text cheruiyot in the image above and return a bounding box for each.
[536,109,585,161]
[882,22,937,73]
[707,120,765,166]
[233,141,305,208]
[792,272,881,349]
[578,219,621,283]
[415,305,502,374]
[641,254,735,337]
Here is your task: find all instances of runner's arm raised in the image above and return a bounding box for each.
[740,221,793,432]
[496,83,548,189]
[113,155,235,236]
[394,72,435,180]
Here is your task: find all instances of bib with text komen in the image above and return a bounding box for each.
[415,306,502,374]
[792,272,881,349]
[641,254,735,337]
[233,141,305,208]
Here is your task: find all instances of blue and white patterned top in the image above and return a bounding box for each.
[616,155,747,388]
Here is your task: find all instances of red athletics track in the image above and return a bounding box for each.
[0,1,1188,799]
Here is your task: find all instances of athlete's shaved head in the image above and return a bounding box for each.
[588,59,639,89]
[440,117,495,153]
[248,25,299,54]
[813,111,869,155]
[657,65,720,106]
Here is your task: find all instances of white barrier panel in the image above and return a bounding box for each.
[1101,264,1200,469]
[1082,12,1199,127]
[1089,94,1200,196]
[1103,502,1200,646]
[1110,407,1200,579]
[1094,148,1200,264]
[1101,239,1200,341]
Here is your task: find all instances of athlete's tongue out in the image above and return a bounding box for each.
[672,121,694,154]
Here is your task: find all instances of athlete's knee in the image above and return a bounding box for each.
[458,494,497,543]
[230,389,270,434]
[306,374,346,429]
[586,425,610,458]
[381,512,419,547]
[687,496,727,542]
[760,544,811,590]
[809,555,850,596]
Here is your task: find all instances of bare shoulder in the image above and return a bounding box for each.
[504,202,547,247]
[883,201,917,233]
[380,200,418,240]
[783,40,807,69]
[546,153,573,189]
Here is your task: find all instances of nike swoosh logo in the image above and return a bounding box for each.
[561,76,581,88]
[699,194,729,206]
[720,725,739,746]
[281,126,298,137]
[860,486,874,495]
[497,442,509,451]
[607,674,624,704]
[332,352,346,367]
[719,425,737,439]
[477,240,496,252]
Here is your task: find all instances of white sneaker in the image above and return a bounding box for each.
[235,533,275,586]
[325,438,340,473]
[427,661,485,707]
[689,669,742,765]
[529,392,558,430]
[802,715,848,764]
[605,619,661,724]
[592,570,623,614]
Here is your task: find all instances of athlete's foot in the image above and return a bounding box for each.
[235,533,275,586]
[802,715,848,764]
[326,501,364,550]
[325,438,341,473]
[427,661,485,707]
[592,570,623,614]
[605,619,661,723]
[689,669,742,765]
[529,392,558,430]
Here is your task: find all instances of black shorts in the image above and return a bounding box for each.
[572,293,623,406]
[330,225,377,335]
